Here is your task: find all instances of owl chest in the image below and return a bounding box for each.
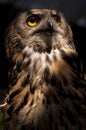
[11,48,71,102]
[21,49,62,86]
[5,49,78,130]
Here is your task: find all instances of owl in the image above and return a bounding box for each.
[2,9,86,130]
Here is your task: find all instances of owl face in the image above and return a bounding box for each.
[5,9,75,58]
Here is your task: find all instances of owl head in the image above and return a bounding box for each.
[4,9,75,60]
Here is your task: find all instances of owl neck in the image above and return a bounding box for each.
[9,46,79,94]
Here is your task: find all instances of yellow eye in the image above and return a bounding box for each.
[27,21,37,27]
[26,15,40,27]
[57,21,61,26]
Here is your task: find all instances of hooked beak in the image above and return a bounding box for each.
[43,22,54,36]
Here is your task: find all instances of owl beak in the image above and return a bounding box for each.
[44,22,54,36]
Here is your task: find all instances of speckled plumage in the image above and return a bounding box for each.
[3,9,86,130]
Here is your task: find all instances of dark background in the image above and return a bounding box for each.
[0,0,86,89]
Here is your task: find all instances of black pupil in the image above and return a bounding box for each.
[30,17,36,23]
[28,15,40,23]
[54,15,61,22]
